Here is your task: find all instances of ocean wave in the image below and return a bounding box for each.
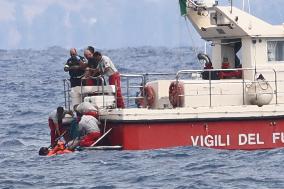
[1,47,284,189]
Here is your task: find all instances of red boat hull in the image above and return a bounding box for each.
[105,117,284,150]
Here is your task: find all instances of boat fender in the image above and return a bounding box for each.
[144,85,155,108]
[169,81,184,108]
[246,74,273,107]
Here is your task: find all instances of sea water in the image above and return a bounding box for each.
[1,47,284,189]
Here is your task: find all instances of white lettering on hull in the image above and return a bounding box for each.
[238,133,264,145]
[191,132,284,148]
[191,135,230,147]
[272,132,284,143]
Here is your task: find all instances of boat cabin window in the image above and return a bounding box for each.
[267,41,284,62]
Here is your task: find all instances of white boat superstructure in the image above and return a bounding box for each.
[60,0,284,150]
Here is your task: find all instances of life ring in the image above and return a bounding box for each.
[169,81,184,108]
[144,85,155,108]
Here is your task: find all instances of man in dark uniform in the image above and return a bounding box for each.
[64,48,86,87]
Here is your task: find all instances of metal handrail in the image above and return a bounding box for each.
[63,79,71,110]
[175,68,278,107]
[120,73,177,107]
[80,76,107,107]
[121,74,144,107]
[63,67,281,109]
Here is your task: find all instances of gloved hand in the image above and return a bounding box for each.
[64,65,70,71]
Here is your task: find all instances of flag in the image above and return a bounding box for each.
[179,0,187,16]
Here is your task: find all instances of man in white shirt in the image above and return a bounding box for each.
[84,51,125,108]
[48,107,73,147]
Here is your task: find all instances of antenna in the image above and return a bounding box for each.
[230,0,233,13]
[247,0,251,13]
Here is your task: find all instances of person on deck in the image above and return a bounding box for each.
[48,107,73,147]
[84,51,125,108]
[84,46,97,69]
[66,114,101,148]
[64,48,86,87]
[82,46,103,85]
[75,101,99,118]
[77,115,101,147]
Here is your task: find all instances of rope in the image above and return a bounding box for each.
[184,17,200,55]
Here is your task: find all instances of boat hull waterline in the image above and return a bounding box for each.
[106,117,284,150]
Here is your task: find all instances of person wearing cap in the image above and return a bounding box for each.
[84,51,125,108]
[48,107,74,147]
[64,48,86,87]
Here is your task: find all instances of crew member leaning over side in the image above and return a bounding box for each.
[67,103,101,149]
[83,46,103,85]
[48,107,73,147]
[85,51,125,108]
[77,115,101,147]
[64,48,86,87]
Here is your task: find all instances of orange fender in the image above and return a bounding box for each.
[169,81,184,108]
[144,85,155,108]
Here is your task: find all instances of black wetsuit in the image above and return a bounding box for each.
[65,56,85,87]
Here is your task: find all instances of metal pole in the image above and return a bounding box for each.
[273,69,278,104]
[63,79,67,109]
[80,79,83,103]
[127,77,130,107]
[247,0,251,14]
[242,72,245,105]
[102,77,105,108]
[209,71,212,107]
[67,81,71,111]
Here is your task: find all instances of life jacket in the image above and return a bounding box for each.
[222,61,230,69]
[47,142,73,156]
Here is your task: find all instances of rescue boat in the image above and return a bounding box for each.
[63,0,284,150]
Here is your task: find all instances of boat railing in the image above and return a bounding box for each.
[63,76,111,110]
[176,67,279,107]
[79,76,106,102]
[63,79,71,110]
[64,67,283,109]
[121,73,178,107]
[120,74,145,107]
